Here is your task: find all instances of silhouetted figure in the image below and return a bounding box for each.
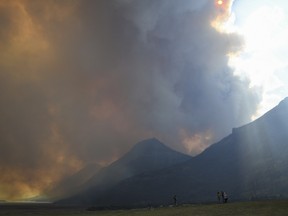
[221,191,224,203]
[217,191,221,202]
[223,192,228,203]
[173,195,177,206]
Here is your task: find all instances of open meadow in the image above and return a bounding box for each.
[1,200,288,216]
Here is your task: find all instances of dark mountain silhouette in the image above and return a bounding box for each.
[72,97,288,207]
[57,138,192,204]
[46,163,102,200]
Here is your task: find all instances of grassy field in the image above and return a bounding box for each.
[1,200,288,216]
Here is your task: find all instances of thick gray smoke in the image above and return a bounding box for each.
[0,0,260,199]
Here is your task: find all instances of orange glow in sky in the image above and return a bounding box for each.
[217,0,223,5]
[211,0,232,31]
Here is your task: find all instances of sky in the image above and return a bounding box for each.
[0,0,287,200]
[230,0,288,118]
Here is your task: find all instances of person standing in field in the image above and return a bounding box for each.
[173,195,177,206]
[223,192,228,203]
[217,191,221,203]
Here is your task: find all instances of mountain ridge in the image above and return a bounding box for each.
[57,138,192,204]
[57,98,288,207]
[74,97,288,207]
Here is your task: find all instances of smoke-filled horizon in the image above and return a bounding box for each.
[0,0,261,200]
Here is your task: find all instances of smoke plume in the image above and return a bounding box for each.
[0,0,260,200]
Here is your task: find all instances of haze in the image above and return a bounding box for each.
[0,0,287,200]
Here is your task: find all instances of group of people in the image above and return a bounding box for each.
[172,191,228,206]
[217,191,228,203]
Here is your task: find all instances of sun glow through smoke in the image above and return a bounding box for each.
[217,1,223,5]
[229,1,288,119]
[213,0,288,120]
[212,0,234,32]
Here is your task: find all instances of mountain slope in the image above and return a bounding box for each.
[58,138,192,204]
[89,98,288,207]
[46,163,102,200]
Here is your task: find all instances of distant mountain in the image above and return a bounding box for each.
[46,163,102,200]
[83,97,288,207]
[58,138,192,204]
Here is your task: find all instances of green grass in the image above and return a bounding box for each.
[1,200,288,216]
